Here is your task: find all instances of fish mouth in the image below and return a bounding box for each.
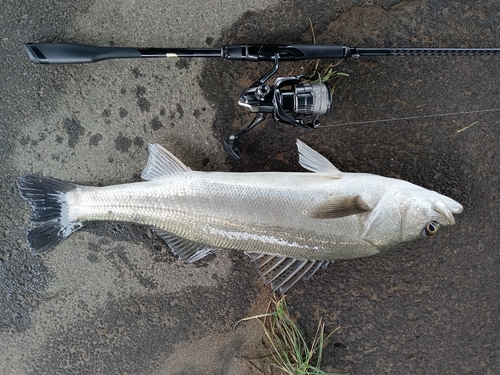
[432,199,462,225]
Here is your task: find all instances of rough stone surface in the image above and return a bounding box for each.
[1,0,498,374]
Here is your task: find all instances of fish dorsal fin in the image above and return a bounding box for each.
[154,229,219,262]
[296,139,341,176]
[245,252,330,294]
[141,144,191,181]
[311,195,371,219]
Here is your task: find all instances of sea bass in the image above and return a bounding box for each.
[18,140,463,293]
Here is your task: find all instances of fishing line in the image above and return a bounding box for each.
[321,108,500,128]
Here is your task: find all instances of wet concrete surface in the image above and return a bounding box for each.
[0,0,498,374]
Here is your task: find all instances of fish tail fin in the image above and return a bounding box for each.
[17,175,84,254]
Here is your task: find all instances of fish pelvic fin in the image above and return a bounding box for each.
[17,175,84,254]
[296,139,342,177]
[154,229,220,262]
[141,144,191,181]
[245,252,330,294]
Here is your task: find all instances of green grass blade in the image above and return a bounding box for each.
[239,295,347,375]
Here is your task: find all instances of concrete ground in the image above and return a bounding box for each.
[1,0,498,374]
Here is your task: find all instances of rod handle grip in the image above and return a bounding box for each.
[24,43,141,64]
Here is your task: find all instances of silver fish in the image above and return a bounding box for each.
[18,140,463,293]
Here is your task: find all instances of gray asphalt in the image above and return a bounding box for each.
[1,0,498,374]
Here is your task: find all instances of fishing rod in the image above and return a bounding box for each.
[24,42,500,159]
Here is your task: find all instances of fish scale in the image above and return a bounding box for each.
[66,173,374,260]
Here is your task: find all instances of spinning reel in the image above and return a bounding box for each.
[223,55,332,160]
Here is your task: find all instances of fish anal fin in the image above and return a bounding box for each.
[245,252,331,294]
[311,195,371,219]
[296,139,342,176]
[141,144,191,181]
[154,229,219,262]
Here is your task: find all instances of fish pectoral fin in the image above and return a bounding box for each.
[141,144,191,180]
[154,229,220,262]
[310,195,371,219]
[296,139,342,177]
[245,252,330,294]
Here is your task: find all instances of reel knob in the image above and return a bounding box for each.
[256,84,271,100]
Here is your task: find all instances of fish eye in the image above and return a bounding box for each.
[425,221,439,236]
